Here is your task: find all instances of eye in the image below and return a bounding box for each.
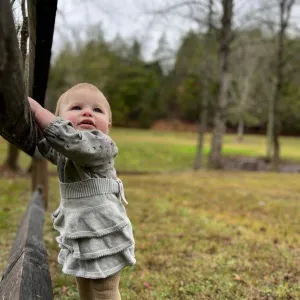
[71,106,81,110]
[94,108,103,113]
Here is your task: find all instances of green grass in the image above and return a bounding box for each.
[0,129,300,299]
[1,129,300,172]
[0,178,30,274]
[111,129,300,171]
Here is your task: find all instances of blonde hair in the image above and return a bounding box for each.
[55,83,112,123]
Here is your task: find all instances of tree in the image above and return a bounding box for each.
[0,0,37,158]
[250,0,298,165]
[2,0,29,172]
[209,0,234,169]
[271,0,295,170]
[104,39,164,127]
[48,28,165,128]
[153,33,174,75]
[229,28,267,142]
[194,0,214,170]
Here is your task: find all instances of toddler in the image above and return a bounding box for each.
[28,83,135,300]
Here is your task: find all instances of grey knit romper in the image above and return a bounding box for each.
[37,117,135,279]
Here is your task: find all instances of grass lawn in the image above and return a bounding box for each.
[0,129,300,299]
[1,129,300,172]
[110,129,300,172]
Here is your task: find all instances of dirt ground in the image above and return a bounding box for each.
[151,119,199,132]
[222,156,300,173]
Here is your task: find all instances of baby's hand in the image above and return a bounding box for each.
[28,97,42,115]
[27,97,56,130]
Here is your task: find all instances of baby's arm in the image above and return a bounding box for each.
[44,119,118,167]
[36,138,60,165]
[29,97,60,165]
[28,97,117,167]
[28,97,56,131]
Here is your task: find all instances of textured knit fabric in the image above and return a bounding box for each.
[75,272,121,300]
[38,117,135,279]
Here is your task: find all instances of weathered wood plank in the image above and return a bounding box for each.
[0,0,37,156]
[0,188,52,299]
[28,0,58,206]
[29,0,58,105]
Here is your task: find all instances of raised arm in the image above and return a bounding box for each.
[43,118,118,168]
[28,97,118,167]
[28,97,56,131]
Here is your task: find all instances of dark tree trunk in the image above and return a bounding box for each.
[4,144,20,171]
[0,0,37,156]
[237,119,244,142]
[272,0,295,171]
[4,0,29,171]
[266,90,274,161]
[209,0,233,169]
[194,0,214,170]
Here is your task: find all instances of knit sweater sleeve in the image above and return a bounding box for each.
[36,138,60,165]
[43,117,118,167]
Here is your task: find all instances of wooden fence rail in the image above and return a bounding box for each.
[0,187,52,299]
[0,0,57,298]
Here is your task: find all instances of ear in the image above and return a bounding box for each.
[108,122,112,130]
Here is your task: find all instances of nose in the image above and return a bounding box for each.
[81,108,93,117]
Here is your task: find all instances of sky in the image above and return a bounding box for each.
[14,0,300,61]
[53,0,199,61]
[53,0,300,61]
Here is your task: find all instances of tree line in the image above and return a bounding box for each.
[48,4,298,132]
[46,0,299,170]
[3,0,300,171]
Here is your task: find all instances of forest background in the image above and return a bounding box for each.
[1,1,300,299]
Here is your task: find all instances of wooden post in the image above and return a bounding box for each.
[27,0,58,208]
[27,0,47,207]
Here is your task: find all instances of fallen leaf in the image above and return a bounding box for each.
[233,274,246,284]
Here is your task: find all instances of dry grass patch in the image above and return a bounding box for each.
[46,171,300,299]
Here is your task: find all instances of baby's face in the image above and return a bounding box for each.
[59,88,111,134]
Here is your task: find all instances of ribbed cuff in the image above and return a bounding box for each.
[60,178,119,199]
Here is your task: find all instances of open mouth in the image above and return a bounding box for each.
[79,119,95,127]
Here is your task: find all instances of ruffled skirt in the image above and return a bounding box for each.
[52,192,135,279]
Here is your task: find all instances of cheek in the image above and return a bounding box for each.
[61,112,78,125]
[96,116,109,131]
